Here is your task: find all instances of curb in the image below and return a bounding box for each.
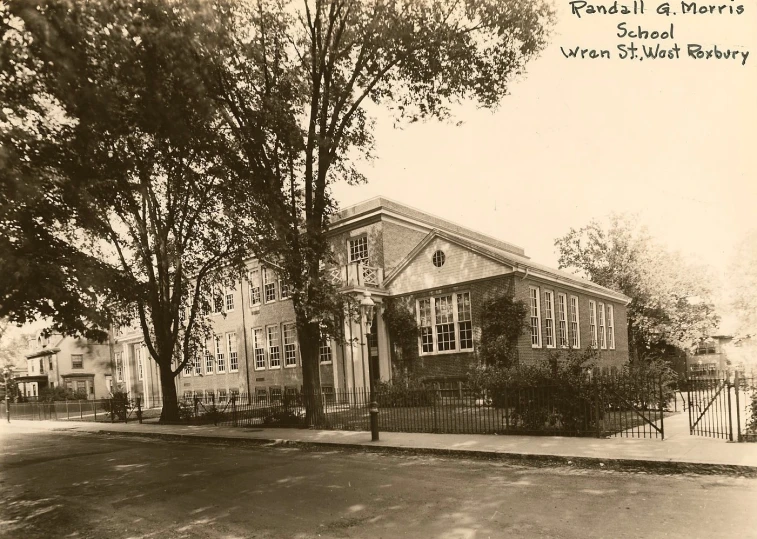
[89,428,757,478]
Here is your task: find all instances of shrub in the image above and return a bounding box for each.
[479,295,529,367]
[376,374,434,407]
[101,390,131,421]
[40,386,88,402]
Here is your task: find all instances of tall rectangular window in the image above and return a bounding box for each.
[263,268,277,303]
[217,389,227,403]
[115,352,123,382]
[71,354,83,369]
[279,276,290,299]
[195,352,203,375]
[137,347,144,380]
[213,289,224,314]
[249,269,261,307]
[607,305,616,350]
[434,295,456,351]
[457,292,473,350]
[419,298,433,353]
[543,290,555,348]
[183,359,193,377]
[529,287,542,348]
[215,335,226,373]
[557,294,568,348]
[598,302,607,349]
[267,325,281,368]
[283,323,297,367]
[319,336,332,363]
[205,340,214,374]
[227,332,238,372]
[253,328,266,370]
[589,300,598,348]
[225,288,235,312]
[570,296,581,349]
[349,236,368,264]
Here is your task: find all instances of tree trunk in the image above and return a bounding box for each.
[298,318,325,427]
[158,361,180,423]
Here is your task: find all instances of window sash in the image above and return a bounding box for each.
[263,268,277,303]
[589,301,598,348]
[598,302,607,349]
[249,269,261,307]
[530,287,541,347]
[570,296,581,348]
[349,236,368,263]
[253,328,266,370]
[227,333,239,372]
[215,336,226,373]
[607,305,615,349]
[557,294,568,348]
[417,292,473,355]
[543,291,555,348]
[71,354,83,369]
[225,290,235,312]
[267,326,281,368]
[205,341,214,374]
[283,323,297,367]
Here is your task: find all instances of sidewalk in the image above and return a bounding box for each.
[2,410,756,476]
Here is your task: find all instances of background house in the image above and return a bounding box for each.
[14,331,114,400]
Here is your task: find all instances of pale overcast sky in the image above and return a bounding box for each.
[333,0,757,289]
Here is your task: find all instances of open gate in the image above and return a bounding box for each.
[686,374,734,440]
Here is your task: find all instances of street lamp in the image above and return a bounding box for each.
[360,290,379,441]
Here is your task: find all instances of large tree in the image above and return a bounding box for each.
[555,214,720,360]
[0,0,257,421]
[197,0,553,422]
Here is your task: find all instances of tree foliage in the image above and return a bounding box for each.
[199,0,554,419]
[726,229,757,337]
[0,0,258,420]
[478,295,529,367]
[554,214,720,358]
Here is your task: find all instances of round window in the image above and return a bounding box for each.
[432,250,446,268]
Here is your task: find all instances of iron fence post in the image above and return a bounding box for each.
[66,399,69,421]
[137,397,142,424]
[109,398,114,423]
[232,396,238,427]
[93,399,97,421]
[727,371,734,442]
[734,371,742,442]
[79,399,82,419]
[659,374,665,440]
[212,394,216,426]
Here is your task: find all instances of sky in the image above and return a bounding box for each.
[332,0,757,304]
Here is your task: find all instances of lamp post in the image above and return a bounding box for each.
[360,290,379,441]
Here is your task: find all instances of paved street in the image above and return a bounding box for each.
[2,429,757,538]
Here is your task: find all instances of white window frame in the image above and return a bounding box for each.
[225,288,235,312]
[253,328,266,370]
[283,323,298,368]
[217,388,227,404]
[557,293,569,348]
[116,352,124,382]
[348,235,369,264]
[195,351,203,375]
[319,336,333,364]
[205,340,214,374]
[569,295,581,349]
[249,269,261,307]
[215,335,226,373]
[227,332,239,372]
[543,290,555,349]
[279,276,290,299]
[183,358,193,377]
[589,300,598,349]
[136,347,144,380]
[263,268,277,304]
[529,286,542,348]
[415,291,474,356]
[212,289,224,315]
[598,302,607,350]
[267,325,281,368]
[607,305,616,350]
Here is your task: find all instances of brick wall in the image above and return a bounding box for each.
[389,274,629,381]
[513,276,629,367]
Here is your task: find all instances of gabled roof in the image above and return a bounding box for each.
[384,229,631,304]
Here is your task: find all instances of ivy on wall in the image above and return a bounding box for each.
[479,295,529,367]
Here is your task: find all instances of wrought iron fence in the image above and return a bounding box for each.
[175,372,670,438]
[1,397,149,423]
